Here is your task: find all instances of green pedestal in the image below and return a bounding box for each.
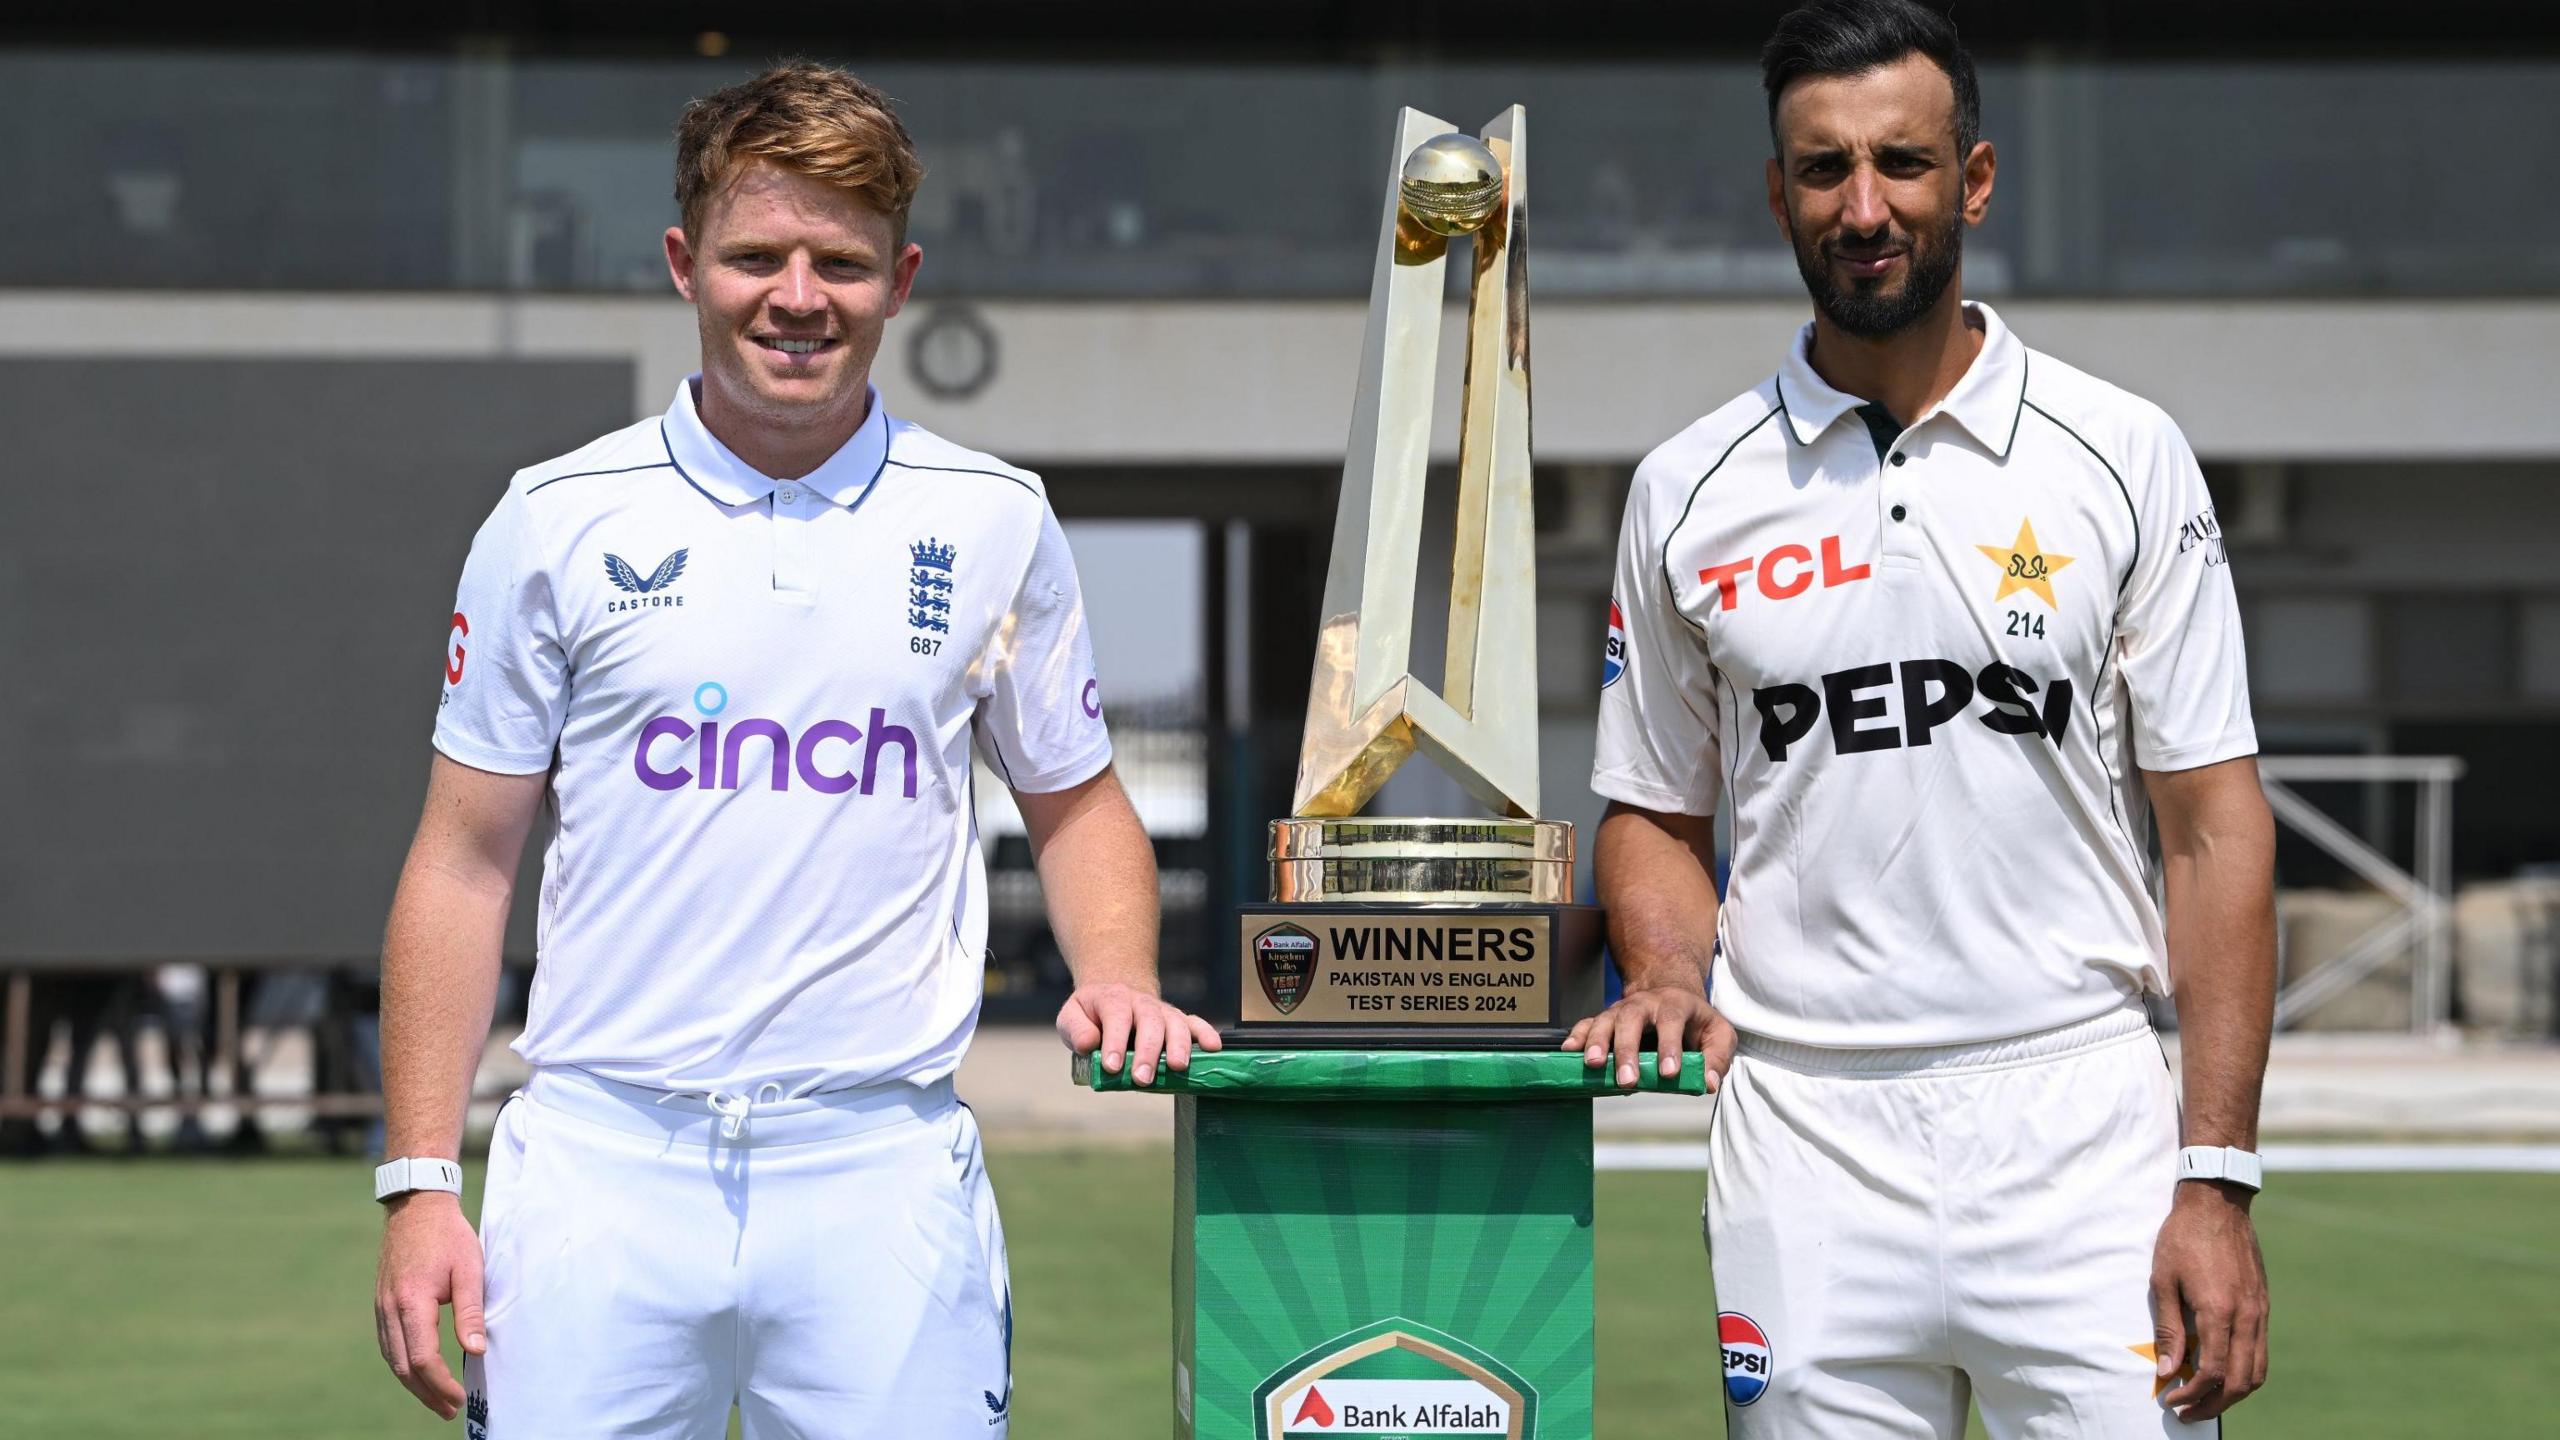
[1083,1050,1703,1438]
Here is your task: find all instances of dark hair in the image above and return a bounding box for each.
[1761,0,1981,158]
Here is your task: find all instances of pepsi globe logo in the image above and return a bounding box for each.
[1718,1312,1772,1407]
[1601,599,1628,689]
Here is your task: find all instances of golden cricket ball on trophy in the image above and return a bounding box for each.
[1397,133,1505,235]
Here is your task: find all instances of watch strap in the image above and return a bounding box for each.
[374,1156,465,1203]
[2177,1144,2264,1192]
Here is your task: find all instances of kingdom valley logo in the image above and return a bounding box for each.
[1255,1320,1533,1439]
[1254,923,1319,1015]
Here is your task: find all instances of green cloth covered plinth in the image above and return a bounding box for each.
[1075,1048,1710,1100]
[1085,1049,1704,1438]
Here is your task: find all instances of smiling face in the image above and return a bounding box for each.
[664,159,923,450]
[1765,52,1994,339]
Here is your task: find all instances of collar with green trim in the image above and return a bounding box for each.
[1774,300,2030,460]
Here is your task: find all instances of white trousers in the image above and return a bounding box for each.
[1707,1005,2218,1439]
[461,1067,1012,1440]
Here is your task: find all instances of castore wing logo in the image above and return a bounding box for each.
[605,549,690,594]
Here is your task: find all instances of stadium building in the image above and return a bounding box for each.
[5,1,2558,1119]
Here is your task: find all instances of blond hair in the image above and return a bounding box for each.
[674,61,926,245]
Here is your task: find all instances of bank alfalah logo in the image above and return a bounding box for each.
[1255,1318,1532,1439]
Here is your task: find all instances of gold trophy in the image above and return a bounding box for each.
[1234,106,1604,1048]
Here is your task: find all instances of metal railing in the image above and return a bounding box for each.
[2262,755,2465,1037]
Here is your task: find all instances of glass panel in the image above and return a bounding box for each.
[2383,596,2512,702]
[0,52,460,288]
[2523,599,2560,701]
[2251,596,2371,702]
[5,51,2554,297]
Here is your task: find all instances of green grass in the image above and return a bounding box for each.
[2,1153,2553,1437]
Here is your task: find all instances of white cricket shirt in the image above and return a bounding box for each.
[1593,303,2254,1049]
[434,377,1111,1095]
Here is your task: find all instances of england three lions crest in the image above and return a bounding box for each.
[1254,923,1320,1015]
[909,538,956,639]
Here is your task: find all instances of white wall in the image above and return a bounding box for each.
[8,293,2559,463]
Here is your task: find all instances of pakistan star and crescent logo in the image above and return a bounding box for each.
[1976,519,2074,607]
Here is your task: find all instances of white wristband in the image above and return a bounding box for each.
[2177,1144,2264,1192]
[374,1156,465,1203]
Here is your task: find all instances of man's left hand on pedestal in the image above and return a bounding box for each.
[1058,981,1222,1086]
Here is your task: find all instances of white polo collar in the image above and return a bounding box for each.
[660,375,892,508]
[1775,300,2029,459]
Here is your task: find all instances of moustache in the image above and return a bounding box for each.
[1824,228,1914,262]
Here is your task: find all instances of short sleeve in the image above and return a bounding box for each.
[1591,474,1725,814]
[432,486,568,775]
[2115,414,2256,772]
[973,506,1114,794]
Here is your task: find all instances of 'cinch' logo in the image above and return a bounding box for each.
[632,682,919,797]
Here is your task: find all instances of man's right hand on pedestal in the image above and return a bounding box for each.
[1564,984,1735,1090]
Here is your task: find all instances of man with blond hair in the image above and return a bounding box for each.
[369,62,1214,1438]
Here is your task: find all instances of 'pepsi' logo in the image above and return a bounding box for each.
[1601,600,1627,689]
[1718,1311,1772,1407]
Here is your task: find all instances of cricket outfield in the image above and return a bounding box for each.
[1,1153,2549,1437]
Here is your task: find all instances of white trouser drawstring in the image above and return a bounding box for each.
[674,1081,786,1141]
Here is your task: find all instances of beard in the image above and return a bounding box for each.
[1790,207,1963,340]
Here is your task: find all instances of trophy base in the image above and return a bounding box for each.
[1228,900,1605,1050]
[1270,816,1573,903]
[1220,1024,1588,1053]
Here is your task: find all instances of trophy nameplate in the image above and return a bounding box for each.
[1233,105,1604,1050]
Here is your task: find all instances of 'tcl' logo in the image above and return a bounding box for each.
[1698,537,1870,612]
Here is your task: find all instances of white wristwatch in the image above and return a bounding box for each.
[2177,1144,2264,1192]
[374,1156,465,1203]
